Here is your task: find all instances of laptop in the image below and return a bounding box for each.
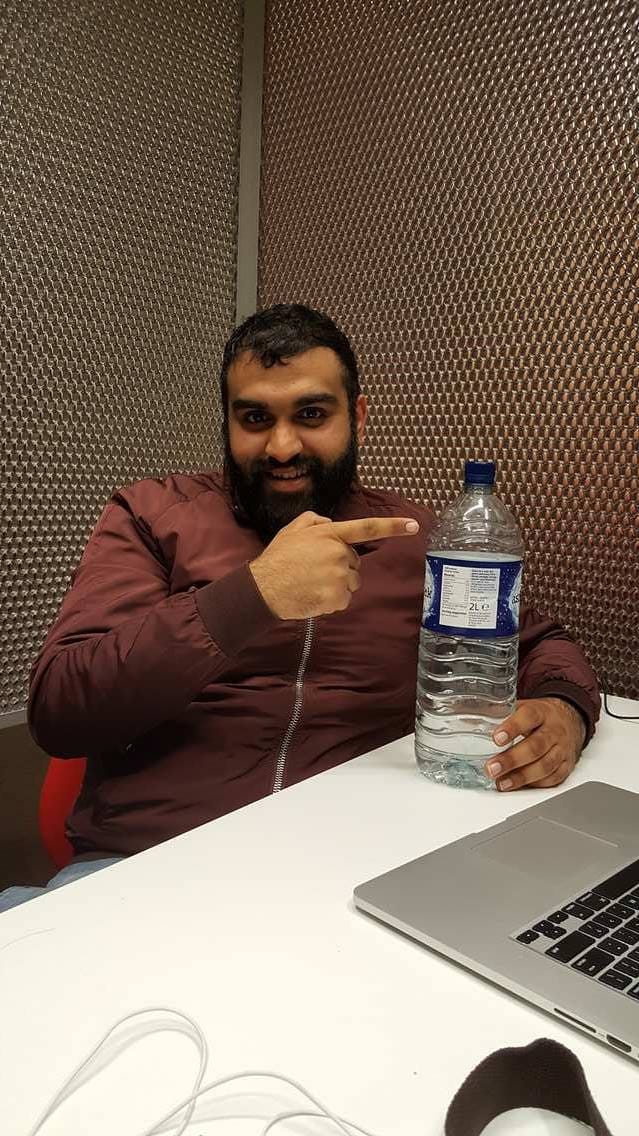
[353,781,639,1060]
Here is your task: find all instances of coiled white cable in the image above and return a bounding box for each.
[24,1006,383,1136]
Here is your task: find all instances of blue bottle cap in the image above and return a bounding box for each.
[464,460,496,485]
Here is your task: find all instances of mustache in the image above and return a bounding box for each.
[250,456,313,477]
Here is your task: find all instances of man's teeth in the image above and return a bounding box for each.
[270,471,305,479]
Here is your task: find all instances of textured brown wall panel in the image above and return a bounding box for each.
[259,0,638,697]
[1,0,241,714]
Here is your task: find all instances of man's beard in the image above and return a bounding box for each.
[225,430,359,543]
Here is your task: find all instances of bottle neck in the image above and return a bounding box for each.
[464,482,494,494]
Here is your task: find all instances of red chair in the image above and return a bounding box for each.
[38,757,86,869]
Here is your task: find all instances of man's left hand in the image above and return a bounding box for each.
[485,698,587,791]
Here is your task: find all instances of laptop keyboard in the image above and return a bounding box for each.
[512,857,639,1002]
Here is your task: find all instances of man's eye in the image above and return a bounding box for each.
[243,411,269,425]
[298,407,326,421]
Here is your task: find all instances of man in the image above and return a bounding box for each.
[1,304,599,910]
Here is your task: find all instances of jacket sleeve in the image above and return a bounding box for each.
[28,495,278,756]
[517,606,601,744]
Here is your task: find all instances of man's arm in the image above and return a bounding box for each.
[517,605,601,744]
[29,499,421,757]
[28,494,278,756]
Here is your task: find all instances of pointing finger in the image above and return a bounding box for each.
[331,517,419,544]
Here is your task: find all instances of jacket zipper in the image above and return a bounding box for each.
[272,617,315,793]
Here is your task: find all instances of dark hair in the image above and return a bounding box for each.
[219,303,361,421]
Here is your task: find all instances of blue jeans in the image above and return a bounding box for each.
[0,857,125,913]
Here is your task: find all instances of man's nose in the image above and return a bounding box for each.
[265,422,303,464]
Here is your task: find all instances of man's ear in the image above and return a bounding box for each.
[355,394,368,446]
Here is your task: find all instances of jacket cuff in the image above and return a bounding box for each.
[523,680,596,747]
[195,562,280,657]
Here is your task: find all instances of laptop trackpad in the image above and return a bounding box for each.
[475,817,619,884]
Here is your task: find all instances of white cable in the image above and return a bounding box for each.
[260,1110,379,1136]
[143,1070,380,1136]
[24,1006,387,1136]
[25,1007,207,1136]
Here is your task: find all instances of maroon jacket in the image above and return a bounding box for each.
[28,473,600,860]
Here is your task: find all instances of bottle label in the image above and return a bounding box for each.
[422,556,522,638]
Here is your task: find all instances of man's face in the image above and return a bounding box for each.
[225,346,367,541]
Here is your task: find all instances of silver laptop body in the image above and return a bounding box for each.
[354,781,639,1060]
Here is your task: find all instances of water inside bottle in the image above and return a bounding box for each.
[414,730,509,790]
[415,627,518,789]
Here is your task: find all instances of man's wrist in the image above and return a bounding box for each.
[524,680,597,748]
[545,696,587,753]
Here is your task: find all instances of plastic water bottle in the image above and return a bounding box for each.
[415,460,524,789]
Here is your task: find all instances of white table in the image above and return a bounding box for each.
[1,696,638,1136]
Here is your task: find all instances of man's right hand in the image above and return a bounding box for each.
[249,511,420,620]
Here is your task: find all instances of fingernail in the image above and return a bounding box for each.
[499,778,513,791]
[494,731,509,746]
[405,520,419,533]
[488,761,502,777]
